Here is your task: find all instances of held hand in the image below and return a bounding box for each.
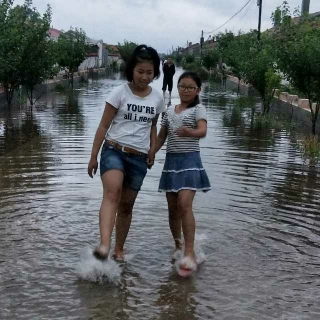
[176,126,191,137]
[147,150,155,169]
[88,157,98,178]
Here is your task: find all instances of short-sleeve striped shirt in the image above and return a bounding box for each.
[161,104,207,153]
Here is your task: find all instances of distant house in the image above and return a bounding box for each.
[48,28,62,41]
[104,44,123,66]
[179,42,201,55]
[48,28,109,71]
[78,38,108,71]
[202,36,218,54]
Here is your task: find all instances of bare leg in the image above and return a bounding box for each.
[163,90,166,98]
[95,170,124,257]
[166,192,182,250]
[177,190,196,263]
[114,187,139,260]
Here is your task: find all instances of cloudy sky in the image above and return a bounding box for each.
[13,0,320,53]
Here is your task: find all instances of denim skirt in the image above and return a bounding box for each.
[158,152,211,193]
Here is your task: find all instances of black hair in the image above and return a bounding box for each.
[178,71,202,108]
[125,44,161,82]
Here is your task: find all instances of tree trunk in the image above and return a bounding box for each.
[5,87,14,108]
[308,99,318,135]
[312,118,316,136]
[70,72,74,89]
[26,87,34,106]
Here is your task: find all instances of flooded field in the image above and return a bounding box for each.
[1,70,320,319]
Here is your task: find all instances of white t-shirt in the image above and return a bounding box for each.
[106,83,166,154]
[161,104,207,153]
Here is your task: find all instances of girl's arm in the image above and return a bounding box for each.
[88,103,118,178]
[176,119,207,138]
[147,115,160,169]
[156,125,168,153]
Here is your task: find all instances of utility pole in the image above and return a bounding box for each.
[257,0,263,41]
[200,30,204,63]
[302,0,310,15]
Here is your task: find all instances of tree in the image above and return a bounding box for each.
[0,0,55,107]
[56,27,88,88]
[218,31,248,95]
[202,49,220,71]
[217,30,280,108]
[273,14,320,135]
[271,1,300,27]
[117,40,138,63]
[0,0,27,107]
[19,4,57,106]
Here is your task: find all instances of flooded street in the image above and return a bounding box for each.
[1,70,320,320]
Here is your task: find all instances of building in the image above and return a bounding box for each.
[78,38,108,71]
[104,44,123,67]
[48,28,62,41]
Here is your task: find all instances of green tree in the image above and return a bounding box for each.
[240,32,280,114]
[0,0,28,107]
[19,4,57,106]
[218,31,248,94]
[117,40,138,63]
[202,49,220,70]
[56,27,88,88]
[273,14,320,135]
[0,0,55,107]
[271,1,300,27]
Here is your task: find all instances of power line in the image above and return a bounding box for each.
[237,0,257,31]
[203,0,254,35]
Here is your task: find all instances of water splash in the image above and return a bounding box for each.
[76,248,122,285]
[174,233,208,276]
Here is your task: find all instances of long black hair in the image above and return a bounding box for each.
[125,45,161,82]
[178,71,202,108]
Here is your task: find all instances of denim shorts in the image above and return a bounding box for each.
[100,142,148,191]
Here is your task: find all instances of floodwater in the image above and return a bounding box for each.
[1,69,320,320]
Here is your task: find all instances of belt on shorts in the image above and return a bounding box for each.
[105,140,145,156]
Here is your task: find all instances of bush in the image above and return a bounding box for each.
[254,114,283,131]
[55,83,66,92]
[298,135,320,166]
[182,63,209,80]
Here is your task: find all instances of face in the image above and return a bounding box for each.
[132,61,154,89]
[167,58,172,64]
[178,77,201,103]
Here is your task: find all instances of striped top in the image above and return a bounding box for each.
[161,104,207,153]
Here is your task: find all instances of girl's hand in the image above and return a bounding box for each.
[176,126,191,137]
[88,157,98,178]
[147,150,155,169]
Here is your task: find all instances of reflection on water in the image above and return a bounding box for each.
[0,72,320,319]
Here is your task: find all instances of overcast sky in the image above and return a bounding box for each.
[13,0,320,53]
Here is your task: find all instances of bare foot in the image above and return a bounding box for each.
[93,244,109,261]
[179,255,197,270]
[177,256,197,277]
[112,250,124,262]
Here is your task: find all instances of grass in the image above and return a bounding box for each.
[298,135,320,166]
[254,114,285,131]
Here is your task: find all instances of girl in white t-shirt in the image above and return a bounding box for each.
[156,71,211,276]
[88,45,165,261]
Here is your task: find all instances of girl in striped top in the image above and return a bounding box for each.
[156,71,211,276]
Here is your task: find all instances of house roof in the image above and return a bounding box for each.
[48,28,61,38]
[104,44,119,52]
